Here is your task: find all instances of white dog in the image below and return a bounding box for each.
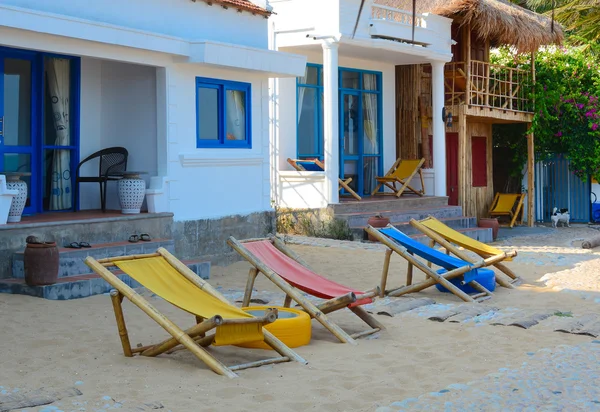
[551,207,570,228]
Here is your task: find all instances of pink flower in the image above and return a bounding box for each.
[593,123,599,131]
[555,131,563,137]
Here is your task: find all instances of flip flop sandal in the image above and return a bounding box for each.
[128,235,139,243]
[140,233,152,242]
[65,242,81,249]
[78,242,92,248]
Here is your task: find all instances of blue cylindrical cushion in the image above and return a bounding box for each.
[435,267,496,294]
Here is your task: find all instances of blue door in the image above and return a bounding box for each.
[0,50,38,215]
[339,69,383,197]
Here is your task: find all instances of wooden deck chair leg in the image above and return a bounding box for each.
[349,306,385,339]
[86,258,238,378]
[380,249,393,297]
[110,290,133,357]
[371,182,384,196]
[317,292,357,314]
[242,268,259,307]
[406,260,414,286]
[227,237,357,345]
[283,295,293,308]
[339,178,362,201]
[510,197,525,228]
[419,170,425,195]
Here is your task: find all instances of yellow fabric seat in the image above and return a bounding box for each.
[489,193,525,228]
[371,158,425,197]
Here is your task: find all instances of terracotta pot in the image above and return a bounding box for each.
[367,215,391,241]
[478,218,499,241]
[24,242,59,286]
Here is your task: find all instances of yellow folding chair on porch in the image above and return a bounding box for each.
[287,158,362,201]
[371,158,425,197]
[489,193,525,228]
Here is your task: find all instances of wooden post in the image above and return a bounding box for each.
[458,104,468,209]
[156,248,308,365]
[85,257,238,378]
[243,268,259,307]
[226,237,357,345]
[110,290,133,357]
[380,249,393,297]
[527,122,535,227]
[465,24,472,106]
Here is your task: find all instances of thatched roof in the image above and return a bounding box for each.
[375,0,563,52]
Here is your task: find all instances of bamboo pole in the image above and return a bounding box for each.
[156,247,309,365]
[271,236,314,270]
[406,261,414,286]
[109,290,133,357]
[380,249,392,297]
[227,237,357,345]
[283,295,293,308]
[97,253,161,266]
[238,237,272,244]
[141,315,223,357]
[316,292,356,314]
[230,356,290,372]
[243,268,259,307]
[351,328,381,340]
[349,306,386,331]
[84,257,238,378]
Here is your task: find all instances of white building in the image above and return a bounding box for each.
[0,0,305,259]
[270,0,453,209]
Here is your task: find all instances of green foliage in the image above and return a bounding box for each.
[492,43,600,181]
[275,207,354,241]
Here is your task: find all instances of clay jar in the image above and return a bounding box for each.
[24,241,59,286]
[478,218,499,241]
[367,215,391,241]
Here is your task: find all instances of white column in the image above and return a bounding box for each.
[322,40,340,205]
[431,60,446,197]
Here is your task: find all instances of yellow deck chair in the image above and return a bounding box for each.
[489,193,525,228]
[287,158,361,201]
[410,216,521,287]
[85,248,306,378]
[371,158,425,197]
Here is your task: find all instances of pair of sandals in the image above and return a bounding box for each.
[128,233,152,243]
[65,242,92,249]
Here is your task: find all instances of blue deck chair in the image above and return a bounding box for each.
[366,225,501,302]
[287,158,362,201]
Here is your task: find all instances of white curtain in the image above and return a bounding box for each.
[47,58,72,211]
[363,73,379,194]
[226,90,246,140]
[297,69,308,125]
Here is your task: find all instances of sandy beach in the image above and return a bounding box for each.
[2,226,600,411]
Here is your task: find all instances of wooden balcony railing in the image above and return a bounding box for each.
[444,60,533,113]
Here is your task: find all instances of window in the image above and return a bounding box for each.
[196,77,251,148]
[472,136,487,187]
[296,64,323,159]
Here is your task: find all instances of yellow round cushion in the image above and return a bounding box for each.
[235,306,311,350]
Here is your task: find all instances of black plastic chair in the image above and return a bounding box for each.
[75,147,128,212]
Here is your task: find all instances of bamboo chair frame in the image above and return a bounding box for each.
[489,193,525,228]
[84,248,307,379]
[287,158,362,201]
[410,216,521,286]
[227,236,384,345]
[371,158,425,198]
[365,225,508,303]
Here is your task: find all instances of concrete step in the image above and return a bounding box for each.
[329,196,449,215]
[12,239,176,279]
[338,205,463,228]
[0,259,210,300]
[351,216,476,240]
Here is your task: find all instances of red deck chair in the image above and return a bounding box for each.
[227,236,383,345]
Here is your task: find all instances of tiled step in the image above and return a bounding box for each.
[338,205,463,228]
[351,216,476,240]
[12,239,175,279]
[329,196,449,215]
[0,259,210,300]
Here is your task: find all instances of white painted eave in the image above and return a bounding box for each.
[0,4,306,77]
[189,41,306,78]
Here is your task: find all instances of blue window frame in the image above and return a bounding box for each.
[0,46,80,215]
[296,64,323,159]
[196,77,251,149]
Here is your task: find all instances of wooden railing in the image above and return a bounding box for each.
[444,60,533,113]
[371,4,424,28]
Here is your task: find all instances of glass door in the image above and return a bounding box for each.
[0,51,37,215]
[340,91,361,195]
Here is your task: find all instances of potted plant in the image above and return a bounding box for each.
[366,213,391,241]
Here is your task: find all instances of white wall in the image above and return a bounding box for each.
[0,0,268,50]
[165,65,272,220]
